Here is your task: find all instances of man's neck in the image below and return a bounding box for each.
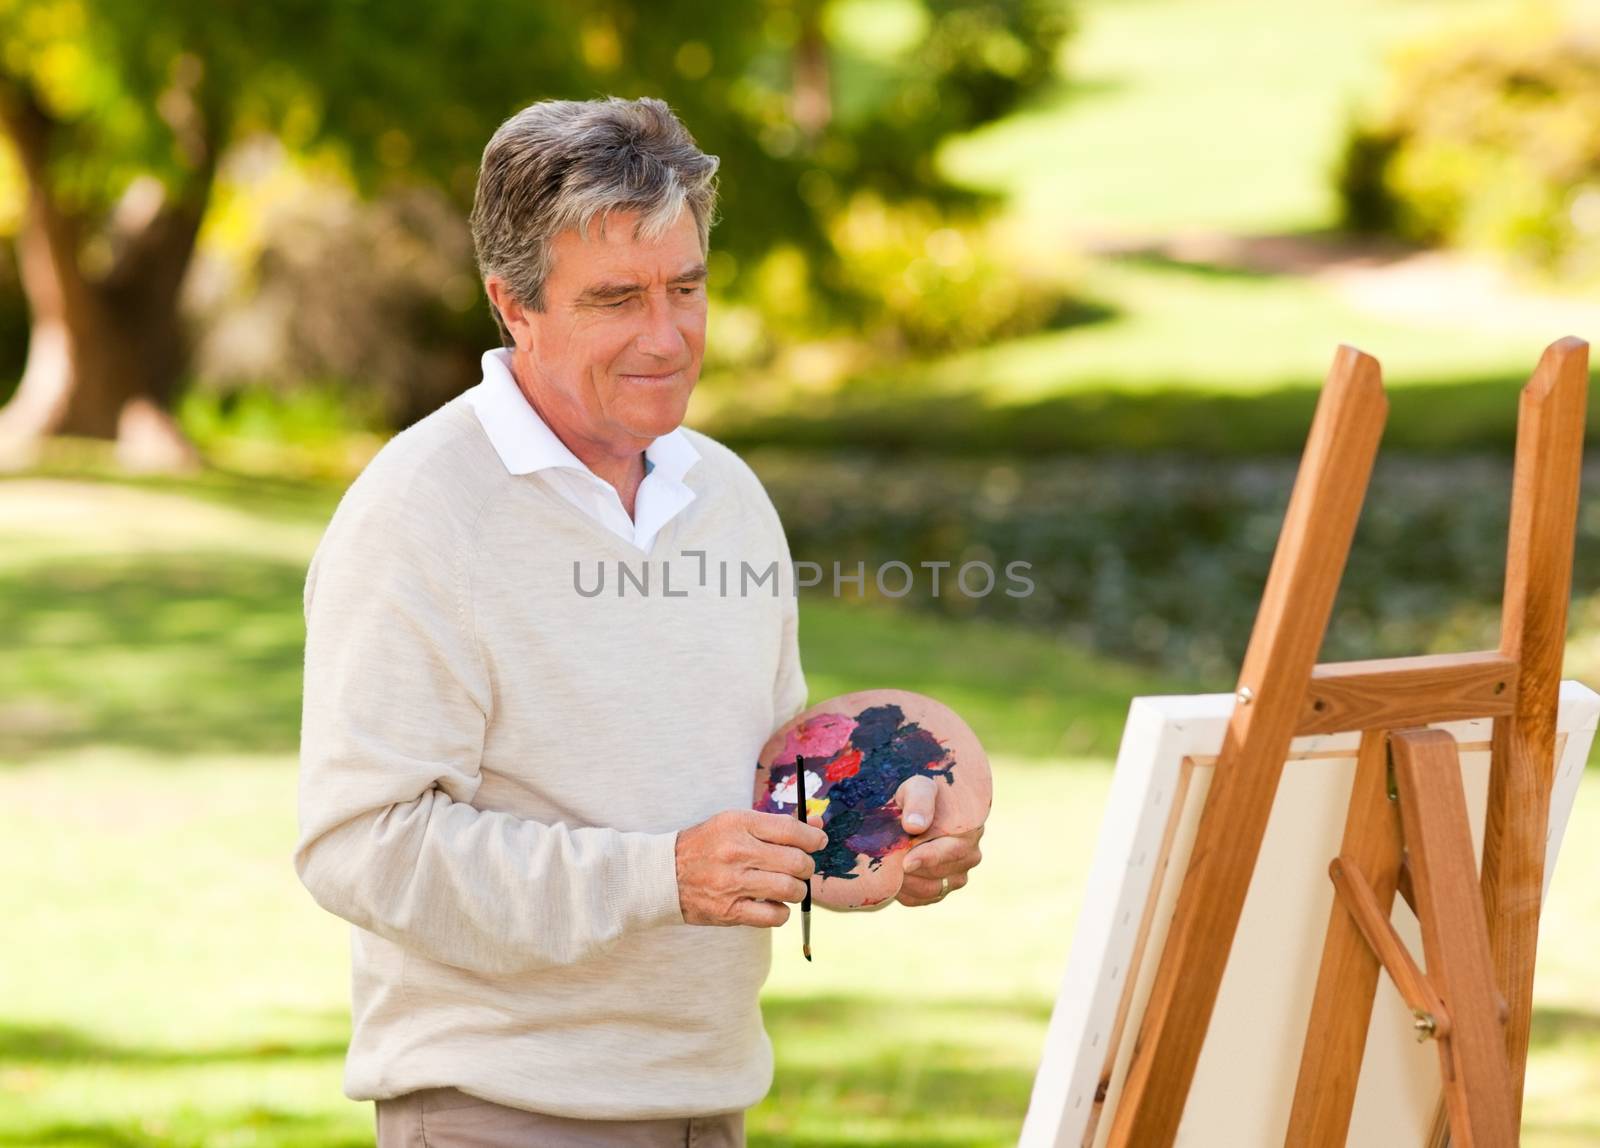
[509,361,649,518]
[583,449,648,521]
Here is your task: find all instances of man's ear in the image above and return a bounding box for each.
[484,276,535,352]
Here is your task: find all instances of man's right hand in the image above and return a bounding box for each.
[674,809,829,927]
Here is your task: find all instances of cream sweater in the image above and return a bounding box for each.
[293,394,807,1118]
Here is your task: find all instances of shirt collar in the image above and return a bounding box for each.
[465,347,701,483]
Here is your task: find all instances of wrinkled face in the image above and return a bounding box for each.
[493,207,708,455]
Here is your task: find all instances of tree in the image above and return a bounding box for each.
[0,0,1069,470]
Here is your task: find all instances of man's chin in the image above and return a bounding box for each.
[616,390,694,439]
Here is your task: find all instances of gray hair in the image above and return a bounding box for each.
[469,96,721,346]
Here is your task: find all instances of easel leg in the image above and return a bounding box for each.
[1286,729,1402,1145]
[1481,336,1587,1124]
[1391,728,1519,1148]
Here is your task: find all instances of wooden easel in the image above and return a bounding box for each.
[1102,337,1590,1147]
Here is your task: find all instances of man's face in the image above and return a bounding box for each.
[497,208,708,455]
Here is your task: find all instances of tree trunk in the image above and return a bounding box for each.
[0,209,204,473]
[0,80,208,474]
[791,3,832,142]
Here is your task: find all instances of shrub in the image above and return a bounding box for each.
[751,449,1600,686]
[825,192,1077,354]
[1336,19,1600,282]
[187,143,497,431]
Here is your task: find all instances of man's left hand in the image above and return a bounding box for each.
[892,774,984,907]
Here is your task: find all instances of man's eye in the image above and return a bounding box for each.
[601,298,631,309]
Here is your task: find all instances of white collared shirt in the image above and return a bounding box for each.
[463,348,700,554]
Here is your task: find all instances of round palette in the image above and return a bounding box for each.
[752,689,992,909]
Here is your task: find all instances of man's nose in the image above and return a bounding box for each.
[633,292,688,359]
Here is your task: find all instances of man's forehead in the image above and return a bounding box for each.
[547,209,703,284]
[558,207,699,255]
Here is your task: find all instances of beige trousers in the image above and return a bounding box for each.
[374,1086,746,1148]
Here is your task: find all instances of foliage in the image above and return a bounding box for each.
[826,192,1073,353]
[0,0,577,214]
[188,147,495,429]
[573,0,1075,302]
[1335,15,1600,282]
[0,0,1075,418]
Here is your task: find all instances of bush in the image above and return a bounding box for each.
[186,142,498,431]
[825,192,1078,354]
[750,449,1600,686]
[1336,18,1600,282]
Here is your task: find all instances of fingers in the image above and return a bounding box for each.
[902,834,982,878]
[897,870,969,907]
[751,838,816,882]
[896,828,982,908]
[734,898,791,927]
[895,775,938,835]
[748,809,828,853]
[750,870,809,904]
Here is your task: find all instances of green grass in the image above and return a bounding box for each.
[938,0,1513,236]
[3,463,1600,1145]
[0,473,332,764]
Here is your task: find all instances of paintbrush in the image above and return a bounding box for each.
[797,754,812,961]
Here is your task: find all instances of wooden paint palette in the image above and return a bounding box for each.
[752,689,992,909]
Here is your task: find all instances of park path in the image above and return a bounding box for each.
[1078,228,1599,336]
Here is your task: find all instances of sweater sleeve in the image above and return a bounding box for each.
[293,492,684,977]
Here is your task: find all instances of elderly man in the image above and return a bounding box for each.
[294,96,983,1147]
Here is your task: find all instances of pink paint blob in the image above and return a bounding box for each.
[775,711,857,765]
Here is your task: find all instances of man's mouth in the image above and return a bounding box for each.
[619,369,687,383]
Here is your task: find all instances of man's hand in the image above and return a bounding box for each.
[675,809,829,927]
[893,774,984,907]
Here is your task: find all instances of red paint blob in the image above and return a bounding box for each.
[825,748,863,782]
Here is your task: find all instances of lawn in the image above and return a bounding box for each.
[938,0,1513,236]
[2,469,1598,1146]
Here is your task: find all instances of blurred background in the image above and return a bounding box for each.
[3,0,1600,1143]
